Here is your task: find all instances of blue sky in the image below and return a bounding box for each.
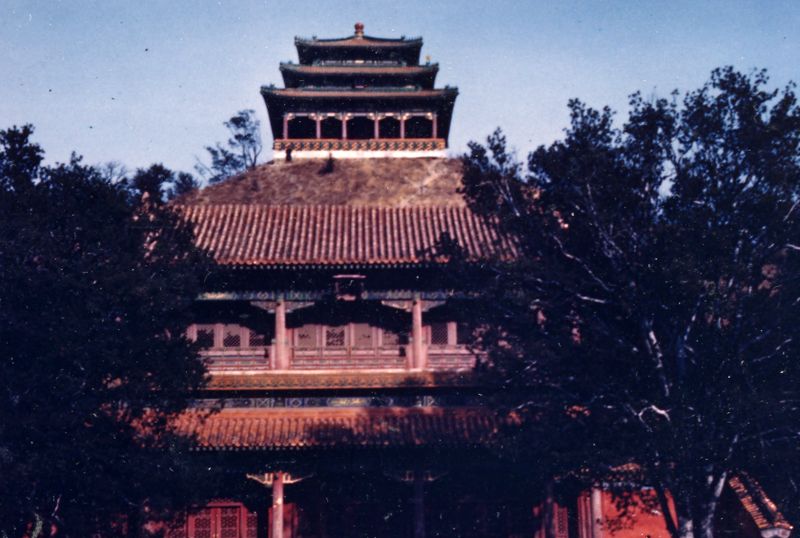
[3,0,799,179]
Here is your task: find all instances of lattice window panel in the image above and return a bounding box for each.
[193,509,213,538]
[219,507,240,538]
[222,325,242,348]
[352,323,373,347]
[325,326,346,347]
[430,322,449,345]
[381,328,400,346]
[246,512,258,538]
[249,330,267,347]
[295,324,318,347]
[555,505,569,538]
[196,326,215,349]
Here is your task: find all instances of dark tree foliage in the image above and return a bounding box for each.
[166,172,200,201]
[0,126,211,538]
[460,68,800,538]
[196,110,263,184]
[131,163,174,202]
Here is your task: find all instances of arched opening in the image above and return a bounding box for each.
[346,116,375,140]
[379,117,401,139]
[405,116,433,139]
[287,116,316,139]
[320,117,343,139]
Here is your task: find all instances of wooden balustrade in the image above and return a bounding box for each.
[200,344,476,372]
[289,346,408,370]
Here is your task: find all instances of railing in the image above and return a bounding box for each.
[273,139,446,152]
[289,346,408,370]
[427,345,476,371]
[200,345,476,372]
[201,348,270,372]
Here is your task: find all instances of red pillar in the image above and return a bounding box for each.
[412,297,425,369]
[272,472,284,538]
[431,114,438,139]
[374,118,380,139]
[275,298,287,370]
[591,488,603,538]
[283,116,289,139]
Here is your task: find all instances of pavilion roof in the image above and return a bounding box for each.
[279,63,437,75]
[294,25,424,65]
[171,407,499,450]
[177,204,516,268]
[295,35,422,47]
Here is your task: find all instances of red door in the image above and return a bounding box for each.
[179,505,257,538]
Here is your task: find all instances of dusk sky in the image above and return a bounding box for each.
[3,0,799,181]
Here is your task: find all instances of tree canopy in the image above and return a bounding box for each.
[195,110,263,184]
[0,126,210,538]
[460,67,800,538]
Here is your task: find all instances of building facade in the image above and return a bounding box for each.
[168,25,791,538]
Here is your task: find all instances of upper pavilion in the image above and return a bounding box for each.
[261,23,458,159]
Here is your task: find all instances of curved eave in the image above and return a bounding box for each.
[295,35,423,46]
[280,63,438,75]
[295,38,423,65]
[262,88,457,99]
[208,258,505,269]
[280,63,439,90]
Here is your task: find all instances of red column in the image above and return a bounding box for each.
[400,118,406,139]
[283,116,289,139]
[412,297,425,369]
[374,118,380,139]
[272,472,284,538]
[342,118,348,139]
[591,488,603,538]
[275,298,287,370]
[315,117,321,139]
[431,114,438,139]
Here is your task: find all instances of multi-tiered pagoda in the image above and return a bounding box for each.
[157,25,791,538]
[262,23,458,159]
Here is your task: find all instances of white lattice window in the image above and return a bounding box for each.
[195,325,216,348]
[289,323,409,369]
[325,326,346,347]
[429,322,449,345]
[293,324,407,349]
[352,323,373,347]
[188,323,268,349]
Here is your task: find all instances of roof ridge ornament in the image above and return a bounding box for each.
[354,22,364,38]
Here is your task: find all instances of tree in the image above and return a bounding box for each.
[166,172,200,201]
[196,110,262,184]
[131,163,175,201]
[0,126,211,538]
[459,68,800,538]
